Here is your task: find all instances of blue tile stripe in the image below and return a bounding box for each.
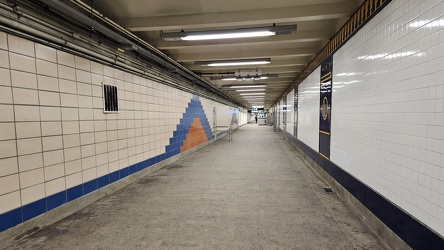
[280,130,444,249]
[165,95,214,156]
[0,152,168,233]
[0,94,216,234]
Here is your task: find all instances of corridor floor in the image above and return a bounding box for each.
[6,124,389,250]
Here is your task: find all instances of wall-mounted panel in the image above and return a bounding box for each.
[319,56,333,159]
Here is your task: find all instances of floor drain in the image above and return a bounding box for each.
[323,188,333,193]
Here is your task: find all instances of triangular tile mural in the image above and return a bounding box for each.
[165,95,214,157]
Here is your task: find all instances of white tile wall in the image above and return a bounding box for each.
[297,67,320,152]
[331,0,444,236]
[286,90,295,136]
[0,31,246,220]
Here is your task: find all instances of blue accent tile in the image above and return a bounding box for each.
[98,175,110,188]
[155,154,165,163]
[0,208,22,232]
[0,94,222,233]
[119,168,129,179]
[136,162,143,171]
[67,185,83,202]
[46,191,66,211]
[83,180,98,195]
[128,164,137,175]
[22,198,46,222]
[109,171,119,183]
[139,161,147,170]
[280,130,444,250]
[147,158,154,166]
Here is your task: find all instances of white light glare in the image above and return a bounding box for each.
[222,76,268,81]
[229,85,267,88]
[239,93,266,96]
[409,19,444,28]
[182,31,275,41]
[358,51,416,60]
[235,89,266,92]
[208,61,271,67]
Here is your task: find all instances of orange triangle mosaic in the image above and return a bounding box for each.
[180,118,208,152]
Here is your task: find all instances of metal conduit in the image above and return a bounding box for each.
[38,0,243,107]
[69,0,224,93]
[0,0,244,108]
[0,13,218,105]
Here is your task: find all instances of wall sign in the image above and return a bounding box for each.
[319,56,332,159]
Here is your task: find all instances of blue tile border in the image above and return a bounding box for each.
[0,208,22,232]
[83,180,98,195]
[0,94,218,234]
[280,130,444,249]
[22,199,46,222]
[0,150,178,233]
[46,191,67,211]
[67,185,83,202]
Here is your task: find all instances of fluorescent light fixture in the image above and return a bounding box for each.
[196,58,271,67]
[224,84,267,88]
[212,74,278,81]
[235,89,266,92]
[161,25,297,41]
[239,93,265,96]
[183,31,275,40]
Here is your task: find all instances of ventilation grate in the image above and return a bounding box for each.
[103,83,118,113]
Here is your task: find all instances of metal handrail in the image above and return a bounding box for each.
[215,126,232,142]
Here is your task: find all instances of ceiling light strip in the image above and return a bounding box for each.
[235,89,266,92]
[195,58,271,67]
[213,74,278,81]
[225,84,267,88]
[239,93,266,96]
[161,25,297,41]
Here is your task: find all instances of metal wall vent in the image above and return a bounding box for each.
[103,83,119,113]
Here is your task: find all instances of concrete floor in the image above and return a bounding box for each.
[6,124,390,250]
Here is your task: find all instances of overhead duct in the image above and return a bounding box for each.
[5,0,245,108]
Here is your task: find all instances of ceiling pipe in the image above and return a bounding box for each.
[4,0,244,107]
[0,4,236,106]
[63,0,244,107]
